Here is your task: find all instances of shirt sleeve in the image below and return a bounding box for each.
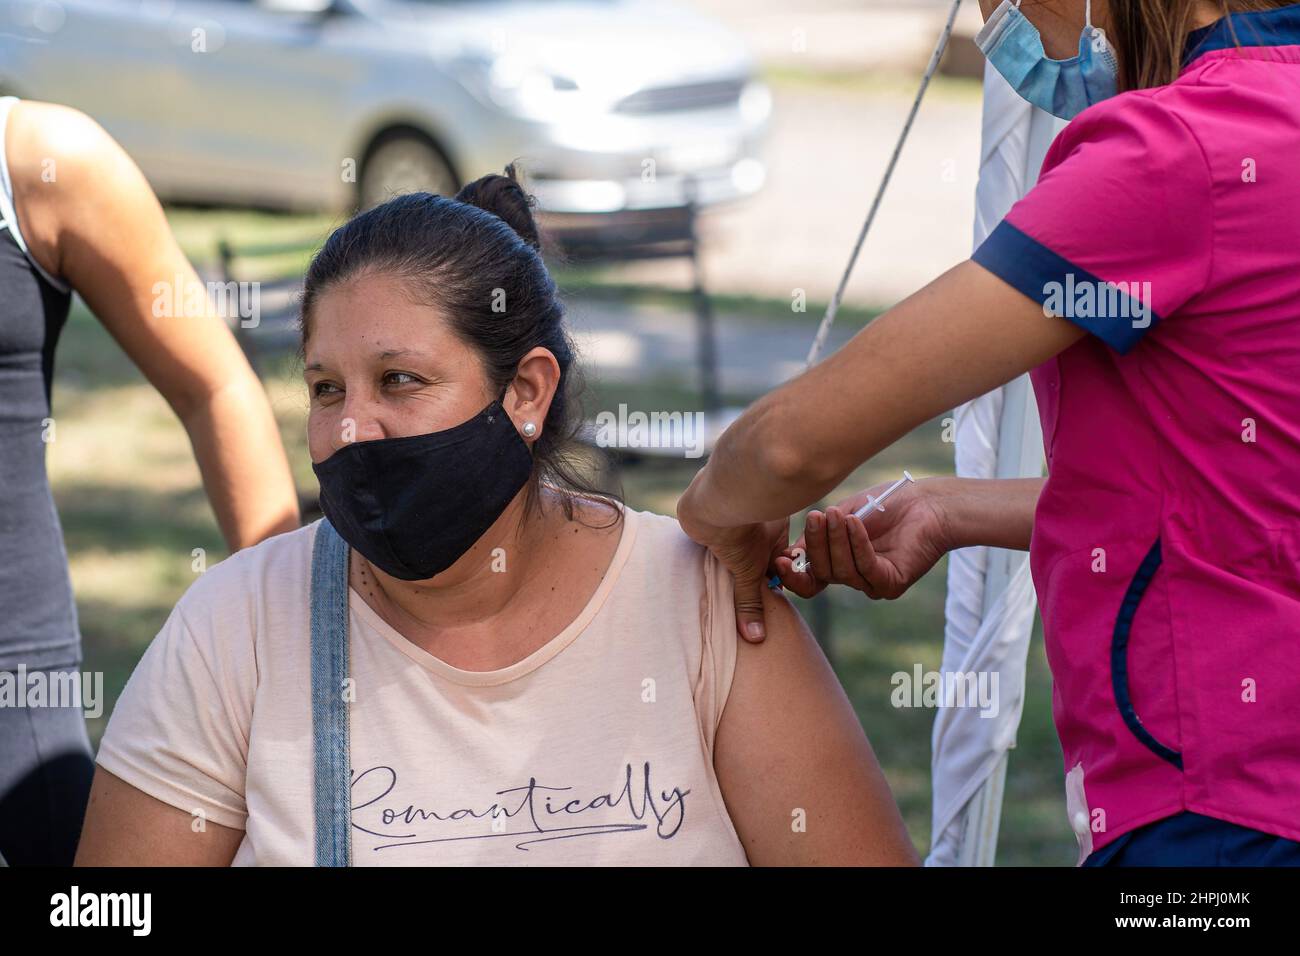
[972,93,1214,354]
[695,546,739,754]
[95,585,257,831]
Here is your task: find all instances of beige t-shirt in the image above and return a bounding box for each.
[96,505,749,866]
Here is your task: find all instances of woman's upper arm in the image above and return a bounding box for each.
[82,574,257,864]
[8,99,256,420]
[712,585,919,865]
[75,767,243,866]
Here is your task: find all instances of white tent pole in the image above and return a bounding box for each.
[955,374,1042,866]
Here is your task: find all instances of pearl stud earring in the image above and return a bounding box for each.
[522,422,537,437]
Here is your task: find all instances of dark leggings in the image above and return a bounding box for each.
[1084,811,1300,866]
[0,666,95,866]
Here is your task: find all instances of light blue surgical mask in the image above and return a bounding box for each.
[975,0,1119,120]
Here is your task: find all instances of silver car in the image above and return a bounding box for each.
[0,0,770,231]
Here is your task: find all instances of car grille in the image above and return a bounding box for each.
[613,78,746,114]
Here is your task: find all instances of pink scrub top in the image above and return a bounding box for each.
[972,4,1300,859]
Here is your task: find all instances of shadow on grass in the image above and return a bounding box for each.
[56,481,227,563]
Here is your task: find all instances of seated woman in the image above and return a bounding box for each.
[75,169,916,866]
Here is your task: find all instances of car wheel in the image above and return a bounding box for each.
[359,131,458,209]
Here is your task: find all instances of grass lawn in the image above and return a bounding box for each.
[50,206,1075,866]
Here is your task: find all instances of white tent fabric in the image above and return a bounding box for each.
[926,60,1066,867]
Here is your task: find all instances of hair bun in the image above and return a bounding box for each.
[454,164,543,251]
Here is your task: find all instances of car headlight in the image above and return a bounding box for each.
[739,79,772,126]
[452,53,585,121]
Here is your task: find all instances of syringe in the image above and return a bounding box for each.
[784,471,916,576]
[851,470,916,519]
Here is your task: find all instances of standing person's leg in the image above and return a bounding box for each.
[0,663,95,866]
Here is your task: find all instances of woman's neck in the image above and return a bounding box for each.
[1191,1,1227,30]
[349,488,627,672]
[353,489,562,635]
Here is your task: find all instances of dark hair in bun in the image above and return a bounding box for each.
[299,165,617,523]
[455,163,543,252]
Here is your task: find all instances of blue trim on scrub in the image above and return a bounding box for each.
[1111,538,1183,770]
[1184,3,1300,66]
[971,220,1159,355]
[1084,811,1300,866]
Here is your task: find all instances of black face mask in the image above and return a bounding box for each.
[312,399,534,581]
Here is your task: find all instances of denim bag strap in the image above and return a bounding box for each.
[310,518,352,867]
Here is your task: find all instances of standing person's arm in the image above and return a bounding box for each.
[678,260,1082,638]
[8,101,299,549]
[682,261,1076,528]
[776,476,1043,602]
